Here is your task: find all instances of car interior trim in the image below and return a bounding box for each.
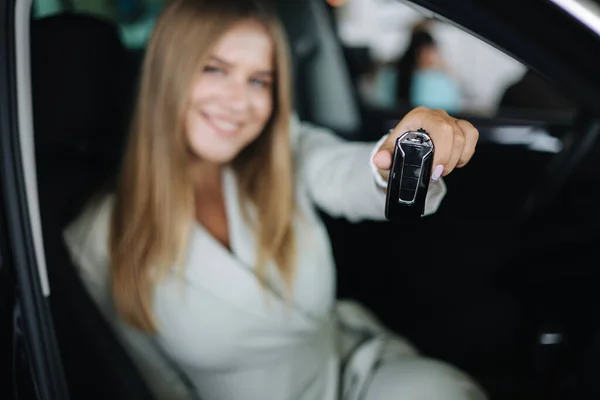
[550,0,600,37]
[15,0,49,296]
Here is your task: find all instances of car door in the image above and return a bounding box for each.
[0,0,69,398]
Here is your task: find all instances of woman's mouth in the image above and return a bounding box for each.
[202,113,242,137]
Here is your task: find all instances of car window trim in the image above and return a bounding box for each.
[550,0,600,36]
[0,0,69,398]
[16,0,49,298]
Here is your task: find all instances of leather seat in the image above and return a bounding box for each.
[31,12,153,400]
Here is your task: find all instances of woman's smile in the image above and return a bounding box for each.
[200,111,244,138]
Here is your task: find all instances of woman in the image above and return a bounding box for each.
[396,21,462,113]
[64,0,484,399]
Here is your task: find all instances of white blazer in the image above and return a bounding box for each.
[63,117,447,400]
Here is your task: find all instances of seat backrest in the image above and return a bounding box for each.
[275,0,362,138]
[31,12,153,400]
[273,0,319,124]
[32,11,136,229]
[32,12,134,155]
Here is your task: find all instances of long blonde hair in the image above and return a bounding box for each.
[110,0,296,332]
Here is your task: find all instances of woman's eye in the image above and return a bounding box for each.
[249,78,271,88]
[204,65,225,74]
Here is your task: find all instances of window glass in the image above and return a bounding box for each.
[331,0,575,119]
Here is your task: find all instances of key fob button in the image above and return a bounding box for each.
[403,165,420,179]
[400,176,419,191]
[399,188,416,202]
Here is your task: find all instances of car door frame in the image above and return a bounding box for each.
[0,0,69,398]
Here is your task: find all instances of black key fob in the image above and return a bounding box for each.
[384,129,434,221]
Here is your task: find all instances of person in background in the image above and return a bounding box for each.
[63,0,485,399]
[396,19,463,114]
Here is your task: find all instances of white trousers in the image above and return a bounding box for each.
[337,301,488,400]
[363,356,488,400]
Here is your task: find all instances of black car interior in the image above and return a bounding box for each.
[31,13,152,400]
[29,0,600,399]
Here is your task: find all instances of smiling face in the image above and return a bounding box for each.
[185,19,275,165]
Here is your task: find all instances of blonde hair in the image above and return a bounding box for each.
[110,0,296,332]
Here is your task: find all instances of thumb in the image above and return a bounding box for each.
[372,149,393,171]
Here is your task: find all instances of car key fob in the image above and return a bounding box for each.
[384,129,434,221]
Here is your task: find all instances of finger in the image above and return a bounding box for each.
[372,149,393,171]
[428,118,454,173]
[443,119,466,175]
[372,150,392,180]
[376,132,398,155]
[371,131,400,180]
[455,119,479,168]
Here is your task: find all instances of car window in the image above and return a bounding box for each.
[331,0,576,120]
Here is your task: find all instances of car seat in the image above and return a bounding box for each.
[31,12,153,400]
[274,0,362,139]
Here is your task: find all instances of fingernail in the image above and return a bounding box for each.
[431,165,444,181]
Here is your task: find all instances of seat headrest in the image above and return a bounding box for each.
[31,12,134,155]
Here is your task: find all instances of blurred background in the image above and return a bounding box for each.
[32,0,574,123]
[333,0,525,116]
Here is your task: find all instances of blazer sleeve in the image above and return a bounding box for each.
[291,116,447,222]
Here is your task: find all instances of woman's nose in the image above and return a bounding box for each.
[222,78,249,112]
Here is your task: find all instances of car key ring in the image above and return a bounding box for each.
[384,128,434,221]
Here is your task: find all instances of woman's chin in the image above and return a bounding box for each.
[191,149,239,166]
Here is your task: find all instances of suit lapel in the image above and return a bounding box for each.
[183,167,315,331]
